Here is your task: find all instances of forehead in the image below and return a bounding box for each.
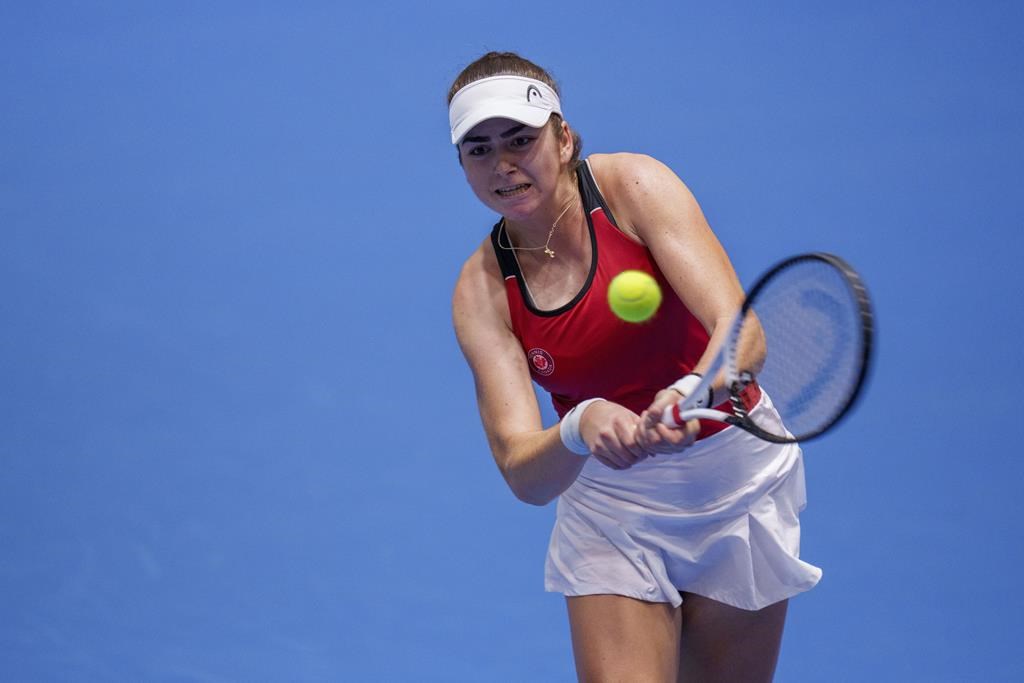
[462,117,544,141]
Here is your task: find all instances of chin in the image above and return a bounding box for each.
[493,190,542,219]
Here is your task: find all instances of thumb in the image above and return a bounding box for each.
[644,407,661,427]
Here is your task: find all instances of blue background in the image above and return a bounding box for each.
[2,1,1022,680]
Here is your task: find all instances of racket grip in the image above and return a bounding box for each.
[661,402,684,426]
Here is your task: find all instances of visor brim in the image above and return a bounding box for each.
[451,105,555,145]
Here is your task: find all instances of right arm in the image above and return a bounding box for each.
[452,246,646,505]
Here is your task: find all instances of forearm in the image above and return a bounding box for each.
[691,315,766,406]
[493,426,587,506]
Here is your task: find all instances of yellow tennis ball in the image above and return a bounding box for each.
[608,270,662,323]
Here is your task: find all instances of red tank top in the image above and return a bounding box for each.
[490,159,758,440]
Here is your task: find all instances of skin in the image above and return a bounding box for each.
[451,114,783,680]
[568,593,788,682]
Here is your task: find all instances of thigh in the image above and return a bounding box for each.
[677,593,788,683]
[566,594,681,683]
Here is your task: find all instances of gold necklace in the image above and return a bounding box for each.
[498,195,578,259]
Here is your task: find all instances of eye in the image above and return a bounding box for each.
[510,136,534,149]
[466,145,490,157]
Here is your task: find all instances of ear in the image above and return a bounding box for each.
[558,118,573,164]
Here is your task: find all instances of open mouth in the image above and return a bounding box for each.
[496,183,531,197]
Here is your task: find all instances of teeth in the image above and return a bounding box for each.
[497,184,530,196]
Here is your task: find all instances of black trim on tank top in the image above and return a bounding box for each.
[577,158,621,230]
[489,219,520,280]
[488,159,620,317]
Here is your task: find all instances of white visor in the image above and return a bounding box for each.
[449,75,562,145]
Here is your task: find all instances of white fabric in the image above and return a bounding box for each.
[559,398,605,456]
[669,373,711,409]
[449,75,562,144]
[544,391,822,610]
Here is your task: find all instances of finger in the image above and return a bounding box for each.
[594,439,631,469]
[643,409,661,428]
[636,421,665,454]
[682,419,700,447]
[653,400,684,428]
[648,389,681,417]
[592,452,624,470]
[634,420,655,454]
[637,414,667,452]
[658,421,697,450]
[642,422,685,453]
[659,421,692,448]
[641,413,690,453]
[614,420,648,462]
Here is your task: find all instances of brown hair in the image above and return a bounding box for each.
[448,51,583,167]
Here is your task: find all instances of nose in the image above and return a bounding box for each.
[493,150,517,175]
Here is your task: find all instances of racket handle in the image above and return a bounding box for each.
[662,404,734,426]
[661,373,715,426]
[661,402,685,426]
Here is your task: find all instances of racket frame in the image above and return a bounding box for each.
[663,252,874,444]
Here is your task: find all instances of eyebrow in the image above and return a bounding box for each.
[461,123,528,145]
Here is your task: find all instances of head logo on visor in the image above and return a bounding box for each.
[449,75,562,145]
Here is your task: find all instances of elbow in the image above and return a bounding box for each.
[505,469,557,506]
[492,441,565,507]
[511,486,556,507]
[501,462,558,507]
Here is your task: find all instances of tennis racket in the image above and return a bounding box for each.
[661,252,873,443]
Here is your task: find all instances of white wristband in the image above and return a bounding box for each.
[669,373,713,409]
[559,398,605,456]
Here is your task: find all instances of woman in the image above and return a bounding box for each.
[449,52,820,682]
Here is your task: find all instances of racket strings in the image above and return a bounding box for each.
[743,259,867,440]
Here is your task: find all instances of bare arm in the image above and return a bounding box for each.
[592,154,766,449]
[453,242,653,503]
[452,247,608,505]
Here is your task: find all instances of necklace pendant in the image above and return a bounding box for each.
[544,247,555,258]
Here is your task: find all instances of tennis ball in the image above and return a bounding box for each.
[608,270,662,323]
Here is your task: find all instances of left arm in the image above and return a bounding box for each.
[591,153,765,452]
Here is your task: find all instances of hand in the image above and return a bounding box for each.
[636,388,701,455]
[577,401,649,470]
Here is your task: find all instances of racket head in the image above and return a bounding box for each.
[734,252,874,443]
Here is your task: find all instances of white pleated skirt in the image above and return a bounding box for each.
[544,393,822,610]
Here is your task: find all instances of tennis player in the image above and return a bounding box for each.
[449,52,821,682]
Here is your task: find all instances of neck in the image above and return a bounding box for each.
[504,201,585,264]
[504,172,581,245]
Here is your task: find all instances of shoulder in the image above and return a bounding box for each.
[452,237,511,342]
[586,153,696,239]
[588,152,687,202]
[453,238,501,312]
